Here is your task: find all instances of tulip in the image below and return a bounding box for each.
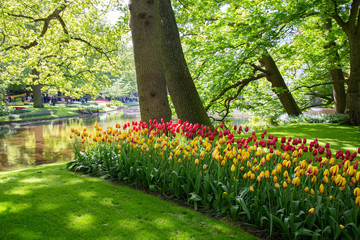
[354,187,360,197]
[308,208,314,214]
[319,184,324,194]
[340,224,345,230]
[195,159,199,166]
[356,196,360,207]
[250,187,255,192]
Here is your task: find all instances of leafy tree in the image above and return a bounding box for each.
[0,0,124,107]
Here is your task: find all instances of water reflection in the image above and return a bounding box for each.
[0,110,140,171]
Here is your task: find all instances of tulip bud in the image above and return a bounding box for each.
[308,208,314,214]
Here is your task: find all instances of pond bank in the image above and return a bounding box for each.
[0,105,140,127]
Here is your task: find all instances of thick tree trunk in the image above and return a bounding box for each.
[129,0,172,123]
[158,0,213,129]
[260,54,302,116]
[345,36,360,125]
[31,69,44,108]
[330,66,346,114]
[323,18,346,114]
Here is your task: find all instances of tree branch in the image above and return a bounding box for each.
[206,73,266,111]
[329,0,349,33]
[3,2,68,51]
[290,80,346,92]
[348,0,360,28]
[250,63,269,74]
[301,101,334,111]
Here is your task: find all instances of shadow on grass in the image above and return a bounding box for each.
[0,163,258,240]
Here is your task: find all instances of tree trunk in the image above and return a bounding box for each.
[345,35,360,125]
[330,65,346,114]
[129,0,172,123]
[322,18,346,114]
[260,53,302,116]
[158,0,213,129]
[31,69,44,108]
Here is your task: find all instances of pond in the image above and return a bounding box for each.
[0,108,141,171]
[0,107,249,171]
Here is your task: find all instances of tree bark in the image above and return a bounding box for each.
[31,69,44,108]
[158,0,213,129]
[330,64,346,114]
[260,53,302,116]
[345,35,360,125]
[129,0,172,123]
[322,18,346,114]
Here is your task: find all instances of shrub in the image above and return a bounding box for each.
[283,114,345,125]
[9,110,57,119]
[68,120,360,239]
[77,106,101,114]
[0,103,11,116]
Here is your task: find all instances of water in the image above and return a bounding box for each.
[0,107,249,171]
[0,109,140,171]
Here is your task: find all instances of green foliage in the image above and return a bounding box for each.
[77,106,101,114]
[0,103,11,116]
[0,0,133,99]
[8,109,57,119]
[283,114,345,124]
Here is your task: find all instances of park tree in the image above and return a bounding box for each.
[319,0,360,124]
[173,0,306,121]
[0,0,124,107]
[172,0,359,124]
[129,0,172,122]
[129,0,213,127]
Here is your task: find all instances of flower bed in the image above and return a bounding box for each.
[68,120,360,239]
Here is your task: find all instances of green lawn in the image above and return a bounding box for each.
[0,163,258,240]
[266,123,359,152]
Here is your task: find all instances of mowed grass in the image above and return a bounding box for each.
[0,162,258,240]
[266,123,360,152]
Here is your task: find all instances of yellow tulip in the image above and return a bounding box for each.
[308,208,314,214]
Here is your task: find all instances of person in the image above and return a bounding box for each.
[8,96,11,103]
[21,96,25,102]
[27,95,31,102]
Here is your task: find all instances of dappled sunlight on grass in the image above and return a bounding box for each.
[20,177,45,183]
[68,213,95,230]
[37,202,59,211]
[6,186,33,195]
[0,163,257,240]
[78,191,97,199]
[153,217,175,229]
[0,201,31,213]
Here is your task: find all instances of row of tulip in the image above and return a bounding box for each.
[68,119,360,239]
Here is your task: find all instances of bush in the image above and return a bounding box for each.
[12,107,33,114]
[77,106,101,114]
[9,110,57,119]
[283,114,345,125]
[0,103,11,116]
